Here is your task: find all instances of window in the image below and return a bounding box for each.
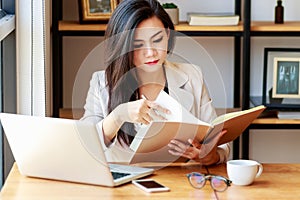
[0,0,15,187]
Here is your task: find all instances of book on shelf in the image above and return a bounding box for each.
[277,111,300,119]
[129,91,265,163]
[187,12,239,26]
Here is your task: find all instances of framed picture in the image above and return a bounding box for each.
[262,48,300,110]
[78,0,118,23]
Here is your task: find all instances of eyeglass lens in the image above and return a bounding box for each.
[210,177,228,192]
[189,174,206,189]
[187,173,229,192]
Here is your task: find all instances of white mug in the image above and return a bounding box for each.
[226,159,263,186]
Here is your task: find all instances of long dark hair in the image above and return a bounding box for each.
[104,0,175,145]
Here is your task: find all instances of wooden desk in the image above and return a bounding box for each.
[208,163,300,200]
[1,163,300,199]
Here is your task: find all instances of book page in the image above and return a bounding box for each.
[211,105,266,125]
[153,90,210,126]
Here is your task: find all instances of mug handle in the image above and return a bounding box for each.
[255,163,263,178]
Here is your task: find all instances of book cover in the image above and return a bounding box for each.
[187,12,239,26]
[129,91,265,163]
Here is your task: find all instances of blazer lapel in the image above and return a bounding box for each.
[165,62,194,112]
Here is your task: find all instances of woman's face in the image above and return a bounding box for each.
[133,16,169,72]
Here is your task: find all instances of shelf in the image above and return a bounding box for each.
[59,21,107,32]
[251,21,300,32]
[250,118,300,129]
[58,20,243,36]
[58,21,300,34]
[252,118,300,125]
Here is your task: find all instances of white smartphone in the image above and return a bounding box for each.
[132,179,170,193]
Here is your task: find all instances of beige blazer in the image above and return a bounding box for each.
[81,61,230,163]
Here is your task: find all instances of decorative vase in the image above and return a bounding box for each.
[164,8,179,25]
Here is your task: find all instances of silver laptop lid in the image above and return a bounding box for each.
[0,113,120,186]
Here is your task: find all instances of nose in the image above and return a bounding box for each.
[144,46,156,57]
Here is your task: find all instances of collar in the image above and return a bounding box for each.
[164,61,194,112]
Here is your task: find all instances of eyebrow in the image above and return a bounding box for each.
[134,30,163,42]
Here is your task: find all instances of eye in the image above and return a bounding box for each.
[153,36,163,43]
[134,43,143,49]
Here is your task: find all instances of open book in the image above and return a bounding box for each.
[129,91,265,163]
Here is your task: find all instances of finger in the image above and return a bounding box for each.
[142,113,152,124]
[139,102,154,121]
[149,109,166,120]
[148,102,171,115]
[139,117,150,125]
[169,139,189,150]
[169,140,194,154]
[139,102,151,114]
[168,142,192,155]
[205,129,227,145]
[220,129,227,135]
[188,139,201,148]
[213,129,227,141]
[169,149,194,159]
[168,149,180,156]
[168,143,185,153]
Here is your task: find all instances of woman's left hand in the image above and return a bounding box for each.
[168,130,227,166]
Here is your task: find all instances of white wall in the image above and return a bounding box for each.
[249,129,300,163]
[62,0,300,162]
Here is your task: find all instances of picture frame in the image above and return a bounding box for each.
[262,48,300,110]
[78,0,118,23]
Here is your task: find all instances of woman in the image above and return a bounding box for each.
[81,0,230,165]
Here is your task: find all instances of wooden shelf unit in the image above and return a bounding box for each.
[52,0,300,160]
[240,0,300,159]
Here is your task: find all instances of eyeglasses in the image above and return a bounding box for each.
[186,172,232,192]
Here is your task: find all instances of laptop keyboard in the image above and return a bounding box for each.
[111,171,131,180]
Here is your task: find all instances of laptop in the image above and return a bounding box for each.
[0,113,154,187]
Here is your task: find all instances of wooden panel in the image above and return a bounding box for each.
[251,21,300,32]
[59,20,243,32]
[59,21,107,31]
[209,163,300,200]
[252,118,300,125]
[2,163,300,199]
[59,108,84,120]
[0,163,214,200]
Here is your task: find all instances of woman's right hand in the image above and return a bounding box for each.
[102,98,170,143]
[116,99,170,125]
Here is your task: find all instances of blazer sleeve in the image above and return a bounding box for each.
[217,143,231,164]
[80,71,115,151]
[81,71,108,123]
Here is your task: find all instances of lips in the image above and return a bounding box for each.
[145,60,159,65]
